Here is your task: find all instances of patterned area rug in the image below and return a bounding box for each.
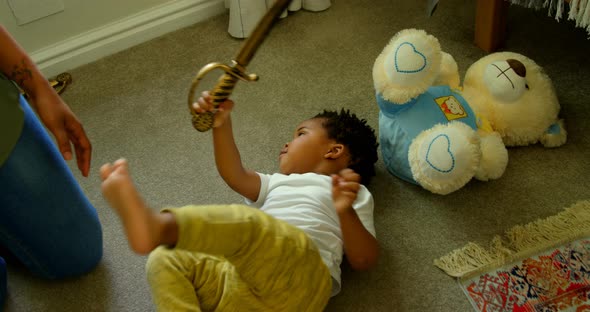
[461,238,590,311]
[435,200,590,312]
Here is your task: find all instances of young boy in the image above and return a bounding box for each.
[101,92,379,311]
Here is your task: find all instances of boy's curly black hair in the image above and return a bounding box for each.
[313,109,379,185]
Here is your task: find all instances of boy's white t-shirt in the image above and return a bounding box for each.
[245,172,376,296]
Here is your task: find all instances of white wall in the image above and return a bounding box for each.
[0,0,225,76]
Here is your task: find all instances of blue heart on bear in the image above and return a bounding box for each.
[425,134,455,173]
[394,42,427,73]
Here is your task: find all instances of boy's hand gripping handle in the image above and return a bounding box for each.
[186,0,292,132]
[188,62,257,132]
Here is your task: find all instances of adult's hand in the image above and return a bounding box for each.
[32,89,92,177]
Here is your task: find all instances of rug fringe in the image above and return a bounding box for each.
[434,200,590,278]
[507,0,590,36]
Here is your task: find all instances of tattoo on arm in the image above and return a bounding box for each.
[9,59,33,87]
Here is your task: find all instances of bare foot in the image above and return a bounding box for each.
[100,159,166,254]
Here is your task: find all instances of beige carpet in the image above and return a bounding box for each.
[4,0,590,311]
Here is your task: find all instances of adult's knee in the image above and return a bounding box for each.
[65,219,103,276]
[0,215,103,280]
[41,216,103,279]
[0,257,6,306]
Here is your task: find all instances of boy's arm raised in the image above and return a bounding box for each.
[193,92,261,202]
[212,117,261,202]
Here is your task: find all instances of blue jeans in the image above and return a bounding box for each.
[0,96,103,307]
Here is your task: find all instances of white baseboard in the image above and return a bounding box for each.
[31,0,226,77]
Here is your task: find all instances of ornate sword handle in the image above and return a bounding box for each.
[188,62,258,132]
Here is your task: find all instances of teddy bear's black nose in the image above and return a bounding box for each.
[506,59,526,77]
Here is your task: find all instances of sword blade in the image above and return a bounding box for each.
[234,0,292,67]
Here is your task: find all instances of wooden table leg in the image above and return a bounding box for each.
[474,0,509,52]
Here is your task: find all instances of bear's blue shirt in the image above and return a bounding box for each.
[377,85,477,183]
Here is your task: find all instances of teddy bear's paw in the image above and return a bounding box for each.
[409,122,481,195]
[373,29,442,104]
[474,132,508,181]
[540,119,567,148]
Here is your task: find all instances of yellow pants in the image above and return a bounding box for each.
[145,204,332,312]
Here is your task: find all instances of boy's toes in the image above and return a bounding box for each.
[114,158,128,168]
[99,163,113,181]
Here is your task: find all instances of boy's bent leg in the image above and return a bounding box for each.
[146,248,208,311]
[146,247,273,312]
[0,98,102,279]
[164,204,332,311]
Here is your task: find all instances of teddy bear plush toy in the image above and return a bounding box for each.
[373,29,566,195]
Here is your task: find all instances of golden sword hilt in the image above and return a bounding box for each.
[188,61,258,132]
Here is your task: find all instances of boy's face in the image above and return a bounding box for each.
[279,118,335,175]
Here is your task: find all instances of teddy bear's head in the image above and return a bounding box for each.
[461,52,561,146]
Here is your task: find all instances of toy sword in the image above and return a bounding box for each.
[188,0,292,132]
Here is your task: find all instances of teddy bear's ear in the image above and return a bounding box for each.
[373,29,442,104]
[434,52,460,89]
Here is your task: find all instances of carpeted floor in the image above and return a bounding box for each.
[4,0,590,311]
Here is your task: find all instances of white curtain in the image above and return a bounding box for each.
[225,0,331,38]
